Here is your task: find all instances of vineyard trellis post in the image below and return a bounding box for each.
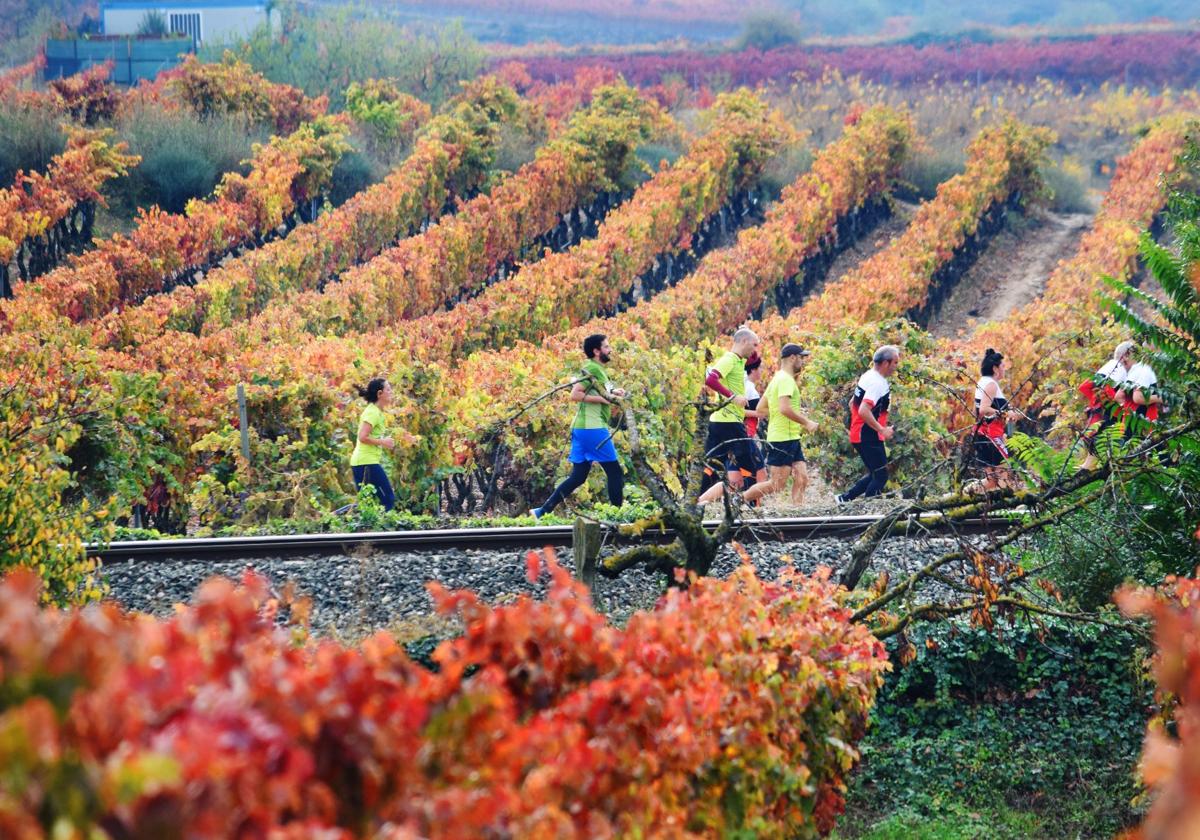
[236,383,250,464]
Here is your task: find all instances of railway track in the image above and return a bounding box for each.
[94,513,1010,563]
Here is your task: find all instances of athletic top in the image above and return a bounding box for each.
[849,368,890,445]
[764,369,803,443]
[350,403,387,466]
[744,374,761,437]
[573,360,612,429]
[709,350,746,423]
[974,376,1008,439]
[1080,358,1128,418]
[1126,362,1160,421]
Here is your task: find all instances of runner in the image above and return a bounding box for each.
[972,348,1016,491]
[697,327,761,505]
[1079,340,1135,470]
[530,334,626,519]
[743,344,819,506]
[743,355,768,491]
[1125,356,1164,439]
[836,345,900,503]
[349,378,396,511]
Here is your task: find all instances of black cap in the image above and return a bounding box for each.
[780,343,810,358]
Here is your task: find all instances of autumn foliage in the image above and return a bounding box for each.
[782,117,1052,328]
[151,53,329,133]
[948,116,1191,426]
[1,115,353,326]
[0,127,138,286]
[0,553,888,837]
[200,80,663,334]
[510,31,1200,89]
[91,76,528,345]
[1117,572,1200,840]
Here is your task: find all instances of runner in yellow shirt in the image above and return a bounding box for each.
[744,344,819,505]
[349,378,396,510]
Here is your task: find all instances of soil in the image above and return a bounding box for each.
[808,199,919,301]
[931,209,1093,338]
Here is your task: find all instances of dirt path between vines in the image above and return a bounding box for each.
[811,199,918,300]
[931,209,1093,339]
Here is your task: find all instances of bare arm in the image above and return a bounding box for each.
[858,400,885,434]
[778,394,805,424]
[780,395,819,432]
[358,421,394,450]
[978,381,999,418]
[1133,387,1162,406]
[570,382,611,405]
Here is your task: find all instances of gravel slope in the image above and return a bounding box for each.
[102,535,963,637]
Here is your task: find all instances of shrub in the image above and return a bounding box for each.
[900,145,964,201]
[845,617,1152,838]
[0,553,887,837]
[1117,572,1200,840]
[326,145,385,207]
[112,103,268,214]
[0,100,66,186]
[212,9,484,109]
[737,12,804,52]
[1043,154,1093,213]
[344,78,431,163]
[0,326,177,601]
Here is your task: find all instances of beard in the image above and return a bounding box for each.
[598,351,611,363]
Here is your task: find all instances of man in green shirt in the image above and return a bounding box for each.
[698,327,761,505]
[745,343,819,506]
[531,334,627,519]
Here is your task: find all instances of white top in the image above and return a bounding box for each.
[1096,359,1129,385]
[1126,362,1157,390]
[856,368,890,404]
[744,375,760,401]
[974,375,1004,403]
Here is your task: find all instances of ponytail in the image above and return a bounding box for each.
[356,378,387,403]
[981,348,1004,377]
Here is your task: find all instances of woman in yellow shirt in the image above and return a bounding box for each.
[349,378,396,511]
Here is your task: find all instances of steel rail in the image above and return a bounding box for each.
[93,513,1013,563]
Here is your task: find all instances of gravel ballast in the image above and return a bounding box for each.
[101,535,964,637]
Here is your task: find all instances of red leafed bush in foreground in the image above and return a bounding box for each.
[1118,571,1200,840]
[0,552,887,838]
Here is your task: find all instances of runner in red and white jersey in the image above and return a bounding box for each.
[1079,340,1135,470]
[837,345,899,503]
[972,348,1017,491]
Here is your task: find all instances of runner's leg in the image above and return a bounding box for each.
[842,443,877,501]
[790,461,809,505]
[599,460,624,506]
[540,461,593,514]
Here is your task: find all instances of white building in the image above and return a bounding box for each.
[101,2,277,46]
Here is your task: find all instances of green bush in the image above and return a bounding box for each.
[0,101,67,186]
[207,8,484,109]
[736,12,803,51]
[842,617,1151,838]
[112,104,267,214]
[900,147,965,201]
[328,146,386,207]
[1013,498,1164,611]
[1043,154,1093,213]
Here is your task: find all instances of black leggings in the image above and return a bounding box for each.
[539,460,624,514]
[843,438,889,500]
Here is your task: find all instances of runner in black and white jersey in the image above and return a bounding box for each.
[837,345,900,503]
[1124,359,1164,439]
[972,348,1017,491]
[1079,340,1134,470]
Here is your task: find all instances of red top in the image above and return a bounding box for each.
[849,369,890,445]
